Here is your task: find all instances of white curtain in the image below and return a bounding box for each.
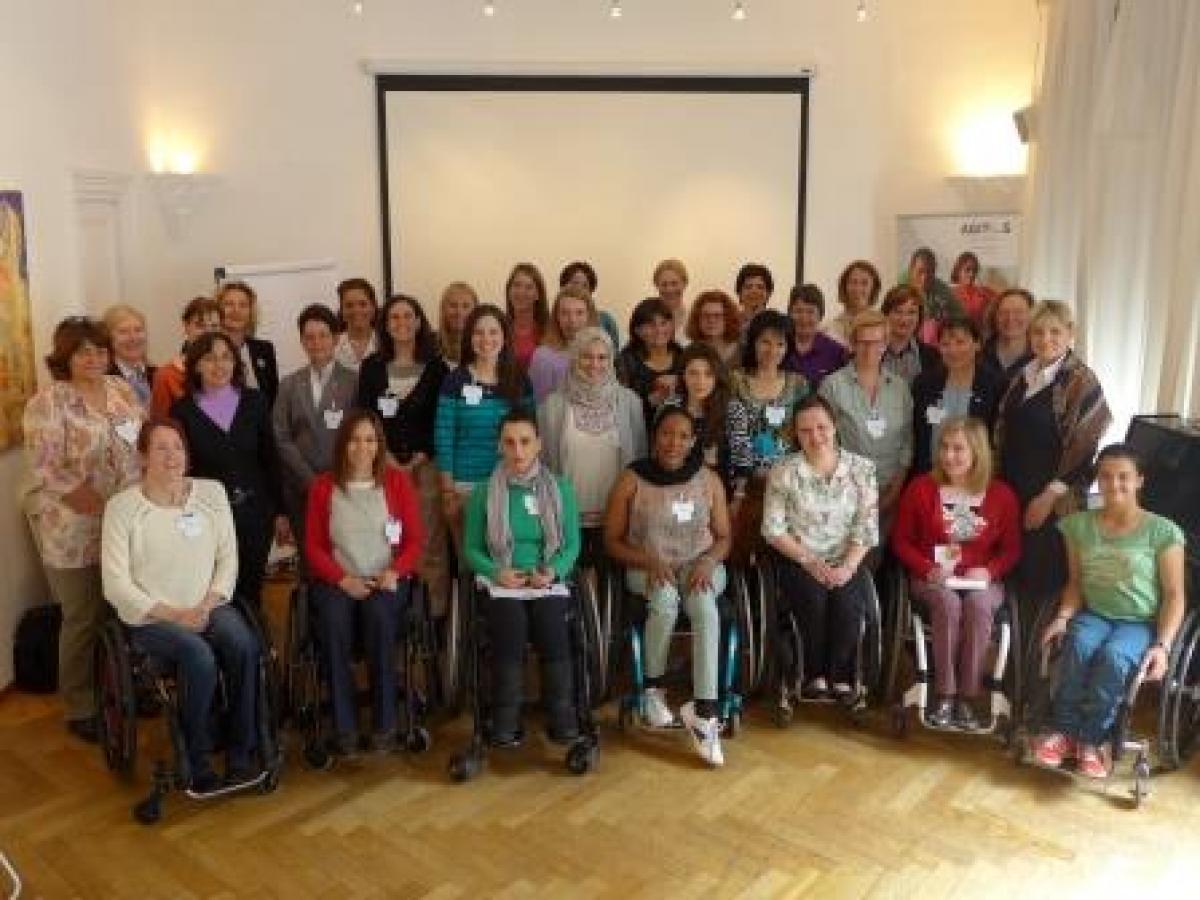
[1023,0,1200,430]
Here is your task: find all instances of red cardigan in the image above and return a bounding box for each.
[891,474,1021,581]
[305,467,424,586]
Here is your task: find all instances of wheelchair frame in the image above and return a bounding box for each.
[284,576,438,769]
[448,576,601,781]
[93,597,284,824]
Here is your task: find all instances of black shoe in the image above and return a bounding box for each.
[190,769,224,795]
[545,707,580,745]
[371,730,399,755]
[224,764,262,789]
[66,717,99,744]
[954,700,980,731]
[800,679,829,701]
[329,732,361,760]
[926,698,955,728]
[489,722,524,749]
[831,683,856,707]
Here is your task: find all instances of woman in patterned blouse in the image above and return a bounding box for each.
[761,395,879,704]
[23,317,144,742]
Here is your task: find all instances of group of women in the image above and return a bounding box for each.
[20,249,1185,785]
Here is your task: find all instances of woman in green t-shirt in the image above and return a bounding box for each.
[463,408,581,747]
[1031,444,1186,778]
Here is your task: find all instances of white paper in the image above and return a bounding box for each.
[946,576,989,591]
[476,576,570,599]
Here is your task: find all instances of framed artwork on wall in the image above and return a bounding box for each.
[0,191,35,450]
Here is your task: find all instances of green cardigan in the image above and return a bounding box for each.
[464,475,581,580]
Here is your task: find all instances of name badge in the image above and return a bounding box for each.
[934,544,961,568]
[377,396,399,418]
[324,408,344,430]
[115,418,140,445]
[523,494,540,516]
[865,411,886,440]
[925,405,946,426]
[462,384,484,406]
[384,516,402,545]
[765,404,786,427]
[671,499,695,523]
[176,511,202,539]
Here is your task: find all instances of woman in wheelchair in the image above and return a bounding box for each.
[101,419,261,794]
[761,395,878,705]
[304,409,424,757]
[604,407,732,766]
[1031,444,1187,778]
[463,408,582,746]
[891,416,1021,729]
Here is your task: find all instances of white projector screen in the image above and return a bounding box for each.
[379,76,808,334]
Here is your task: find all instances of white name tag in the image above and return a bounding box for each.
[523,494,540,516]
[934,544,961,568]
[323,408,344,430]
[462,384,484,405]
[384,516,402,545]
[115,418,140,445]
[377,396,398,418]
[765,404,786,427]
[925,405,946,426]
[176,511,202,539]
[865,412,886,440]
[671,499,695,523]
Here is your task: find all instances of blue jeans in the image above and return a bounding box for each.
[1051,610,1153,746]
[131,604,261,775]
[311,582,408,736]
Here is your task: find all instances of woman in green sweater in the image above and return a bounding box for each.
[464,408,582,746]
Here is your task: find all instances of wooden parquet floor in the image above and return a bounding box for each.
[3,582,1200,898]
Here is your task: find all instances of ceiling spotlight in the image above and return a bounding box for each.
[483,1,496,15]
[610,1,623,19]
[732,2,747,21]
[856,0,868,23]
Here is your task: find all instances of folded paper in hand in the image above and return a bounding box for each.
[476,576,570,599]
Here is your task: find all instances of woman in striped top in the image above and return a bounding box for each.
[435,304,534,546]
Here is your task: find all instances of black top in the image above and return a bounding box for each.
[170,387,284,515]
[355,351,449,462]
[243,337,279,408]
[615,343,683,432]
[910,363,1005,474]
[980,338,1033,393]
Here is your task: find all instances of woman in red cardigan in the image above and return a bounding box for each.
[305,409,424,757]
[892,416,1021,729]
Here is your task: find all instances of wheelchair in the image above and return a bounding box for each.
[447,575,601,781]
[1016,606,1200,808]
[883,568,1021,741]
[762,554,884,727]
[575,525,621,705]
[93,596,284,824]
[611,560,751,737]
[285,576,438,768]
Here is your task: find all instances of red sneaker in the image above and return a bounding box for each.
[1077,744,1110,779]
[1032,732,1073,768]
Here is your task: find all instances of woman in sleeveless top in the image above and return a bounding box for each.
[604,408,731,766]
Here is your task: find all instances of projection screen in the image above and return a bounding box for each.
[377,75,809,330]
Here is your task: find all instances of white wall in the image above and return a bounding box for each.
[0,0,142,687]
[125,0,1039,359]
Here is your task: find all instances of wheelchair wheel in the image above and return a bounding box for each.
[577,568,609,705]
[284,586,308,725]
[731,569,758,698]
[95,622,137,777]
[1158,611,1200,770]
[882,566,910,706]
[440,571,470,716]
[861,576,884,704]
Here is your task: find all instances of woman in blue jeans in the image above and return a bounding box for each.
[305,410,424,758]
[1033,444,1186,778]
[102,419,261,794]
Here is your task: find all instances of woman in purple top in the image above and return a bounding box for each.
[783,284,849,388]
[528,287,598,402]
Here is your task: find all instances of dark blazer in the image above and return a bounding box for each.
[910,363,1005,474]
[170,387,284,515]
[272,361,359,518]
[980,338,1034,393]
[243,337,279,408]
[355,351,449,463]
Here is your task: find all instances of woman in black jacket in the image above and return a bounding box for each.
[355,294,450,612]
[171,331,290,609]
[217,280,279,407]
[910,317,1004,475]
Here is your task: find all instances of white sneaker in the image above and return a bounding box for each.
[641,687,676,728]
[679,701,724,767]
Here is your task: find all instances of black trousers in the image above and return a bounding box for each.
[485,593,571,708]
[774,556,868,684]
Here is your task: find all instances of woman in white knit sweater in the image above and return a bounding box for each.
[101,418,262,794]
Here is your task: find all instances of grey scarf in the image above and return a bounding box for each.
[485,460,564,570]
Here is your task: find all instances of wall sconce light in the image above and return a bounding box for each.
[147,172,217,236]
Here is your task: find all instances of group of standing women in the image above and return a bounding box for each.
[24,248,1181,784]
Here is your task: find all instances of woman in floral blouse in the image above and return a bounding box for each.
[761,395,878,704]
[23,317,144,742]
